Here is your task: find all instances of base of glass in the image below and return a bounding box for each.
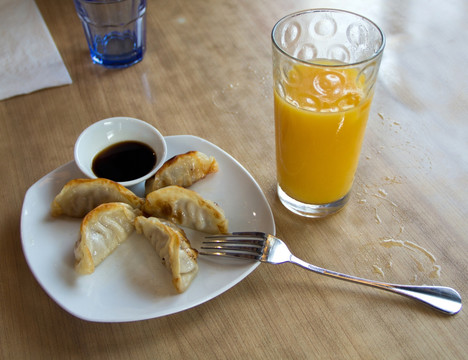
[90,47,144,69]
[277,185,350,218]
[89,32,145,69]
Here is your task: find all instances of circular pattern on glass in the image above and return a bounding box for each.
[281,21,301,48]
[304,95,320,110]
[312,16,337,37]
[275,82,285,98]
[346,22,369,47]
[281,62,301,86]
[336,92,361,111]
[294,43,318,62]
[327,44,351,63]
[313,70,345,97]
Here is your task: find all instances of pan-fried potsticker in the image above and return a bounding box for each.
[145,151,218,194]
[134,216,198,293]
[51,178,143,217]
[74,202,141,274]
[142,186,228,234]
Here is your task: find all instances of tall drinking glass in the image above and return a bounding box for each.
[272,9,385,217]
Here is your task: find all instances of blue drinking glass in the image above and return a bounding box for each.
[74,0,146,69]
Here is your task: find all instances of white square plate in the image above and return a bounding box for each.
[21,135,275,322]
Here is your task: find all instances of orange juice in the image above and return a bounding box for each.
[275,63,372,205]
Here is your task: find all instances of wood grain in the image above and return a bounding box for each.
[1,0,467,359]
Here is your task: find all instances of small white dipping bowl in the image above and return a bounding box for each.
[74,117,167,187]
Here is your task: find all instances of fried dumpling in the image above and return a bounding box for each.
[74,202,141,275]
[145,151,218,194]
[142,186,228,234]
[51,178,144,217]
[134,216,198,293]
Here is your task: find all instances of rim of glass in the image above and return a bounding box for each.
[271,8,386,68]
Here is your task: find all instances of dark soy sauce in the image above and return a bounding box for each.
[92,141,157,182]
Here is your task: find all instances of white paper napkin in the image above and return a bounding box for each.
[0,0,72,101]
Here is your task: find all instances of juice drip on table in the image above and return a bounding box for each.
[354,237,442,283]
[275,61,372,205]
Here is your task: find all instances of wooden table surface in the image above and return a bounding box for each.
[1,0,467,358]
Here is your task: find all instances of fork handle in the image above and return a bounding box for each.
[290,255,462,315]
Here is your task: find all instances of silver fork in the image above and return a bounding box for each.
[201,232,462,315]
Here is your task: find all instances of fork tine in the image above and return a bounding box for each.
[201,232,266,260]
[205,232,267,239]
[198,249,261,260]
[205,232,267,243]
[203,238,264,247]
[202,242,262,252]
[201,242,263,256]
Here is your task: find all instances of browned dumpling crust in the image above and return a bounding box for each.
[134,216,198,293]
[142,185,228,234]
[51,178,144,217]
[145,151,218,195]
[74,202,141,275]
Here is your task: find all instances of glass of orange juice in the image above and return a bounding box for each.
[272,9,385,217]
